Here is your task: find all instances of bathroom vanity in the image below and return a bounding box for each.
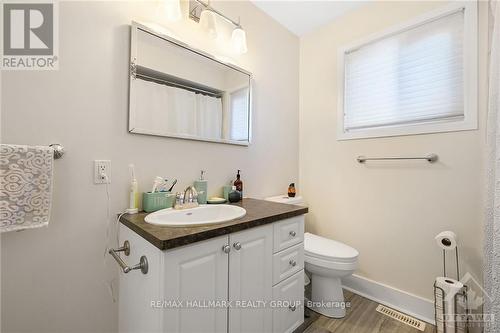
[117,198,307,333]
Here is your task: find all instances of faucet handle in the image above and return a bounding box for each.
[174,192,184,208]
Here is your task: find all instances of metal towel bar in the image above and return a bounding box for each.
[357,153,438,164]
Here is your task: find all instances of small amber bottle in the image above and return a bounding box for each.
[288,183,296,197]
[234,170,243,196]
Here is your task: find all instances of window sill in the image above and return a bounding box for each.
[336,118,478,141]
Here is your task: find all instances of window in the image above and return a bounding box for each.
[229,87,250,141]
[337,2,477,140]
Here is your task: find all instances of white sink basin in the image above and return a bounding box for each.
[144,204,247,227]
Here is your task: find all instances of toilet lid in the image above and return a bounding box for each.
[304,232,359,262]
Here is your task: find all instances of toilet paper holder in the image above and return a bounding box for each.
[433,281,469,333]
[433,231,468,333]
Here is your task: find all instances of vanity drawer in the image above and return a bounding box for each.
[272,270,304,333]
[273,243,304,285]
[273,216,304,253]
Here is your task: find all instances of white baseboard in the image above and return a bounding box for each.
[342,274,435,325]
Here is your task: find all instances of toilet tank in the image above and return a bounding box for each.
[265,195,305,206]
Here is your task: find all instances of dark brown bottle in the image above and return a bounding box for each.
[288,183,296,197]
[234,170,243,196]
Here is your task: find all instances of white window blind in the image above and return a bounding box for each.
[343,9,465,133]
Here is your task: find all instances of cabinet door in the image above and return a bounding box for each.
[163,235,229,333]
[229,224,273,333]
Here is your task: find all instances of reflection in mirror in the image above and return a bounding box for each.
[129,22,252,145]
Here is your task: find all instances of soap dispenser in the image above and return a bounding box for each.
[194,170,208,204]
[234,170,243,197]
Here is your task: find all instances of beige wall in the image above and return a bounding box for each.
[299,1,488,301]
[0,1,299,332]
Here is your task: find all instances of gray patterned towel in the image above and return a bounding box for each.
[0,144,54,232]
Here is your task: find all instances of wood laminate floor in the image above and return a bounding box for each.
[301,290,435,333]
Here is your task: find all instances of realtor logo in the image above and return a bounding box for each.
[1,2,58,70]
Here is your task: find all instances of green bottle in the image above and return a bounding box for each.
[194,170,208,204]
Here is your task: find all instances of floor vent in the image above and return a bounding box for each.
[376,304,426,331]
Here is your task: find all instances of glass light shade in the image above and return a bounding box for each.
[199,10,218,39]
[164,0,181,22]
[231,27,248,54]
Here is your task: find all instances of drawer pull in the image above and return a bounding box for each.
[289,230,296,237]
[222,245,231,254]
[289,259,297,267]
[289,305,297,312]
[233,242,242,250]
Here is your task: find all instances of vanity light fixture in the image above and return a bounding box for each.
[189,0,248,54]
[199,8,218,39]
[164,0,182,22]
[231,25,247,55]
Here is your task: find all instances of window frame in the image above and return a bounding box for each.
[336,1,478,141]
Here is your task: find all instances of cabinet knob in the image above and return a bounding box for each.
[233,242,242,250]
[222,245,231,254]
[289,305,296,312]
[289,259,297,267]
[289,230,296,237]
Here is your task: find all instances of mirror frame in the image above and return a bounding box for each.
[128,21,253,146]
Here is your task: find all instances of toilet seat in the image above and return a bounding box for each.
[304,232,358,270]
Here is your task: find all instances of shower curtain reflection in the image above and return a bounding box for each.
[133,78,222,140]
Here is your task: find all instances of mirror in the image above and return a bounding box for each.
[129,22,252,145]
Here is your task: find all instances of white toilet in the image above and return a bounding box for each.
[304,232,358,318]
[265,195,359,319]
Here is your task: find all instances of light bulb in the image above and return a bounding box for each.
[164,0,181,22]
[199,9,218,39]
[231,27,247,54]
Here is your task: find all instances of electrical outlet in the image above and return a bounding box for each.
[94,160,111,184]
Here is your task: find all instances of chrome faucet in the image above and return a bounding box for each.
[174,186,199,209]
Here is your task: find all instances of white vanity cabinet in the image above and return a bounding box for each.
[118,215,305,333]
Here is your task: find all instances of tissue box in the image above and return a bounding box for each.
[142,192,174,213]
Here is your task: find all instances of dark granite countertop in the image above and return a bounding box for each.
[119,198,308,250]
